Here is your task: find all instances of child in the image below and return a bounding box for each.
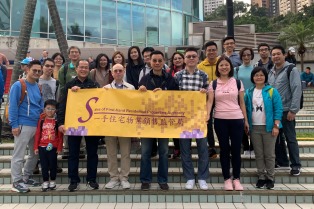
[34,99,63,191]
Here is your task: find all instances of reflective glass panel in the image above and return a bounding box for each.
[171,0,182,11]
[159,10,171,46]
[146,0,158,6]
[67,0,84,41]
[146,7,158,46]
[171,12,183,45]
[117,2,131,46]
[32,0,48,38]
[102,0,117,44]
[132,5,145,46]
[183,0,192,14]
[159,0,170,9]
[11,0,26,33]
[0,0,10,31]
[85,0,101,40]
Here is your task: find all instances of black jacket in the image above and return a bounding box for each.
[139,70,179,91]
[126,63,145,90]
[58,77,99,125]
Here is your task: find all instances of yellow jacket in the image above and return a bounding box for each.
[197,57,219,82]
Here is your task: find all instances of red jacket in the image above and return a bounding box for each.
[34,113,63,152]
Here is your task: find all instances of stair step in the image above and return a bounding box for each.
[296,120,314,126]
[0,167,314,184]
[295,126,314,133]
[0,183,313,204]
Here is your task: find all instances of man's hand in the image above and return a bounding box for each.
[34,149,39,155]
[287,111,296,121]
[12,128,20,137]
[71,86,81,92]
[153,88,162,92]
[58,125,66,134]
[138,85,147,92]
[200,88,207,93]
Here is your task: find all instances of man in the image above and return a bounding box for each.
[9,60,44,193]
[58,46,85,159]
[39,58,57,101]
[58,59,101,192]
[285,47,297,65]
[174,47,209,190]
[197,41,218,159]
[222,36,242,67]
[301,67,314,87]
[19,58,30,79]
[39,50,49,65]
[0,61,6,144]
[0,52,10,66]
[104,64,134,189]
[138,50,179,191]
[268,45,302,176]
[26,50,34,61]
[254,43,274,73]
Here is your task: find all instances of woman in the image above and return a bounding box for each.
[51,52,65,80]
[168,52,185,159]
[236,47,255,158]
[126,46,145,89]
[112,51,126,67]
[245,67,283,190]
[90,53,113,87]
[206,55,249,191]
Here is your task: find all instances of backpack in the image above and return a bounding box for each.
[212,79,241,107]
[4,79,42,123]
[286,65,304,109]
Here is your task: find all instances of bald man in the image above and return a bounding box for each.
[103,64,134,189]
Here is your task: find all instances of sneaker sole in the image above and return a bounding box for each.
[11,188,30,193]
[291,173,301,176]
[105,184,120,189]
[209,154,218,159]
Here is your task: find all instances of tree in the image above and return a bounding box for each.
[278,21,314,71]
[10,0,37,86]
[47,0,69,63]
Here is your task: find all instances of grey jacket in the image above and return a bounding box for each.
[268,62,302,113]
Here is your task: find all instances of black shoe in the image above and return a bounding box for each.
[98,138,105,146]
[87,181,99,190]
[79,154,86,159]
[265,179,274,190]
[57,166,63,173]
[158,183,169,190]
[33,167,40,175]
[68,182,79,192]
[208,148,217,159]
[61,155,69,159]
[290,168,301,176]
[255,179,265,189]
[141,183,150,191]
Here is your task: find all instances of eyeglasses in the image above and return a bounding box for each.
[113,69,123,73]
[44,64,54,68]
[54,58,63,61]
[45,108,56,111]
[152,59,163,63]
[259,48,269,52]
[32,69,42,74]
[185,55,197,59]
[70,51,79,54]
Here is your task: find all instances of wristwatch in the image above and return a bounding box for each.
[273,123,279,128]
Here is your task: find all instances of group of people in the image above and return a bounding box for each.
[7,36,302,194]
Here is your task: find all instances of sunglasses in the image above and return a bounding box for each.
[32,69,42,74]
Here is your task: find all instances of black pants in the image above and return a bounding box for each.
[207,109,215,148]
[242,131,254,151]
[39,146,57,181]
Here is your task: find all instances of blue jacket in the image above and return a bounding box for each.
[244,85,283,132]
[8,80,44,128]
[300,72,314,84]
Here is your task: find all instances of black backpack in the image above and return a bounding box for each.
[286,65,304,109]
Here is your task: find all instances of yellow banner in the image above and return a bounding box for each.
[64,89,207,138]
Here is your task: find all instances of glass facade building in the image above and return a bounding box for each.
[0,0,203,46]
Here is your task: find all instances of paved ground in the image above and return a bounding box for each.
[1,203,314,209]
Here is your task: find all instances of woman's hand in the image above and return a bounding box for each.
[272,127,279,137]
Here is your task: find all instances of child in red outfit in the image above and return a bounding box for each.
[34,99,63,191]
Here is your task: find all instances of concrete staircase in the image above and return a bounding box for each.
[0,141,314,204]
[296,88,314,134]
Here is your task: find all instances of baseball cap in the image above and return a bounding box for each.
[288,47,296,53]
[20,58,30,65]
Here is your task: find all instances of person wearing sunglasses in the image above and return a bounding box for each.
[9,60,44,193]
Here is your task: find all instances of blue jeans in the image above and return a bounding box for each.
[281,111,301,169]
[179,138,209,180]
[140,138,169,183]
[214,118,243,180]
[68,136,99,183]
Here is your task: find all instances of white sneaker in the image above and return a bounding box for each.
[121,180,131,189]
[185,179,195,190]
[42,181,49,192]
[242,150,251,159]
[105,180,120,189]
[198,180,208,190]
[250,151,255,159]
[49,181,56,190]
